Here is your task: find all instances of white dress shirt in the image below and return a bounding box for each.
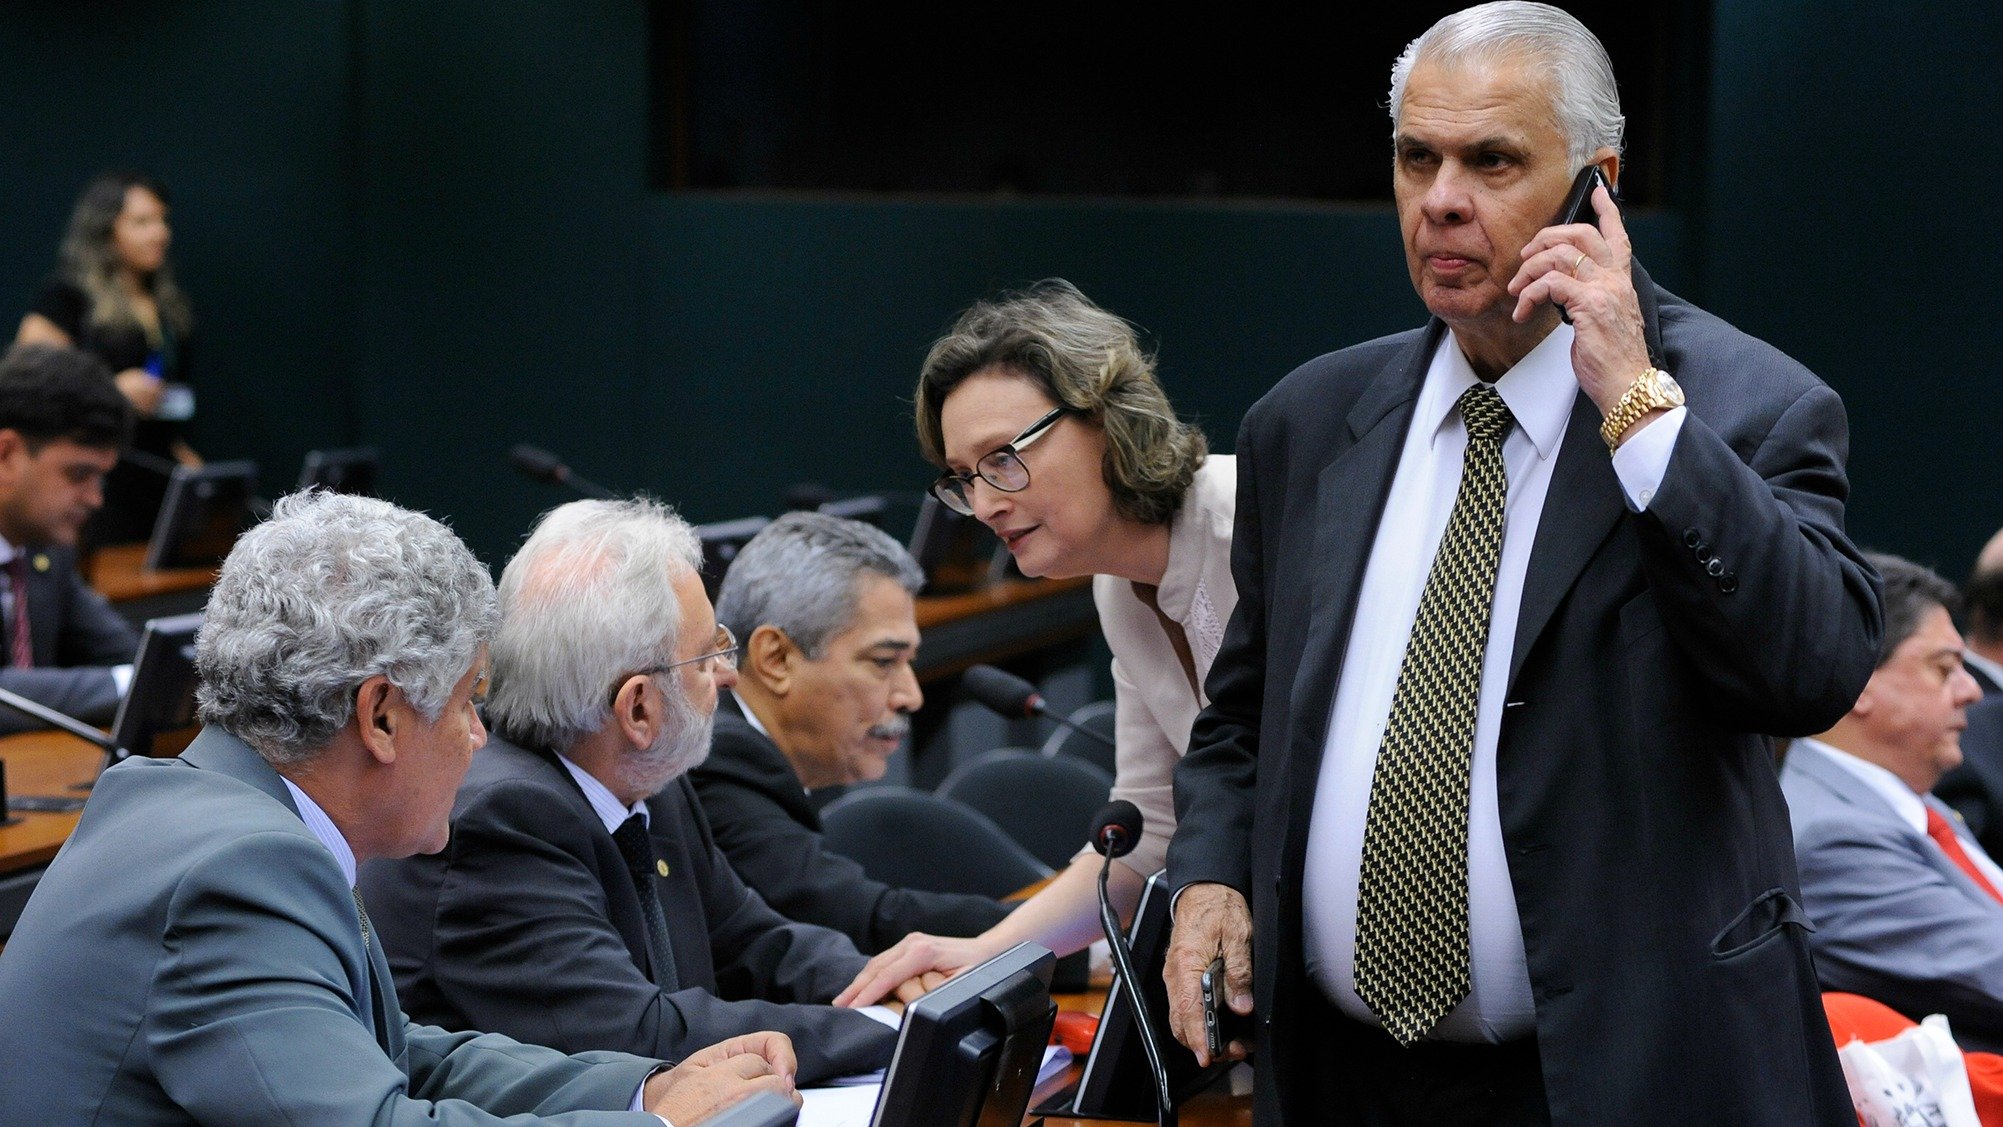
[1800,736,2003,892]
[1302,325,1685,1041]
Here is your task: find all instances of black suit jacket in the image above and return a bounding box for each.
[0,544,138,733]
[358,735,895,1085]
[1168,266,1881,1126]
[688,698,1011,953]
[1936,696,2003,859]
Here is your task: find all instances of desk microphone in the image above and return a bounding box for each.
[508,444,617,500]
[962,664,1115,749]
[1089,799,1177,1127]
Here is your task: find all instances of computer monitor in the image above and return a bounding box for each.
[296,447,380,496]
[106,612,205,765]
[906,495,1007,595]
[869,942,1056,1127]
[1037,869,1229,1119]
[816,494,888,529]
[695,516,771,600]
[144,461,258,570]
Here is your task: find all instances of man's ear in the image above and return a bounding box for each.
[1594,150,1622,194]
[355,676,399,765]
[746,625,798,695]
[610,674,659,751]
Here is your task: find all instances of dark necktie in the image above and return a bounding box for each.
[6,555,32,669]
[1354,383,1515,1045]
[612,813,680,992]
[1927,806,2003,905]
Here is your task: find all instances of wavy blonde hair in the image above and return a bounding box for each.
[914,280,1205,527]
[58,171,194,340]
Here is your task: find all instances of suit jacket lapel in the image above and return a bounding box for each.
[1506,262,1668,693]
[1285,327,1434,797]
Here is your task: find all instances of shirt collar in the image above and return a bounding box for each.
[279,777,360,888]
[731,689,773,739]
[1799,736,1927,837]
[1420,323,1578,461]
[0,534,17,567]
[557,752,648,836]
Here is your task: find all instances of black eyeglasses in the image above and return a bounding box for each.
[930,406,1069,517]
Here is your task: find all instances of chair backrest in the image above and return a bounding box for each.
[820,786,1050,900]
[1039,699,1118,777]
[938,748,1115,869]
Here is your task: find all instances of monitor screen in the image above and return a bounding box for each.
[105,612,205,767]
[296,447,380,497]
[870,942,1056,1127]
[144,461,258,571]
[695,516,771,600]
[1044,869,1228,1119]
[905,495,1006,595]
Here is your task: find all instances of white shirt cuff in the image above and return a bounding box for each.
[859,1004,903,1029]
[1609,405,1687,510]
[110,663,134,697]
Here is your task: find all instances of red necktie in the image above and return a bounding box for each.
[1926,806,2003,905]
[6,555,31,669]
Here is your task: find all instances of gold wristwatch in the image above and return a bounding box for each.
[1600,367,1684,452]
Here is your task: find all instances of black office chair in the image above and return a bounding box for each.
[820,786,1050,900]
[1038,698,1118,777]
[938,748,1115,869]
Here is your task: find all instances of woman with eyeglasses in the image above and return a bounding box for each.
[835,278,1235,1006]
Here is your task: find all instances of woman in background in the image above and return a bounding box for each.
[17,170,201,541]
[838,278,1235,1006]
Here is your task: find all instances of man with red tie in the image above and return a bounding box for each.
[1782,552,2003,1050]
[0,344,139,733]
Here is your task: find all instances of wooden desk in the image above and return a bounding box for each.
[913,576,1096,684]
[84,543,216,604]
[0,730,104,940]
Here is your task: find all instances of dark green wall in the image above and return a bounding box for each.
[1,2,1992,576]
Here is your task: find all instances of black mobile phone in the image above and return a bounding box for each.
[1555,164,1611,228]
[1552,166,1613,323]
[1201,955,1250,1060]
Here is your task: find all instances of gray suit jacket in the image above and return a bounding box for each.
[0,543,139,733]
[360,735,895,1085]
[0,727,661,1124]
[1782,739,2003,1051]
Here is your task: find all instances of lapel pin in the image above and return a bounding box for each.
[32,553,50,573]
[656,860,670,878]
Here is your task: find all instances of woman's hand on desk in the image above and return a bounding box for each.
[834,933,1000,1008]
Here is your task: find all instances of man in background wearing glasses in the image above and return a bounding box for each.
[360,497,934,1085]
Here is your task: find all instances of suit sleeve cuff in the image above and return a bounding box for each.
[634,1067,674,1126]
[1610,405,1687,510]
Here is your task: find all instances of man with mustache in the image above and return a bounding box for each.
[690,512,1011,953]
[361,498,928,1085]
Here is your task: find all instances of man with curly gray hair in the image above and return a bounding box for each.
[0,490,798,1124]
[361,497,916,1086]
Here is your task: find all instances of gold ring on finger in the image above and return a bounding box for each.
[1573,252,1588,272]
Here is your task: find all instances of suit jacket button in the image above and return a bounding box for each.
[1719,573,1738,593]
[1683,528,1703,547]
[1694,544,1713,563]
[1706,558,1726,577]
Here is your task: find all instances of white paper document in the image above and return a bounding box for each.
[799,1046,1072,1125]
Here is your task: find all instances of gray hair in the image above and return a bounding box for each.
[486,497,703,752]
[1389,2,1626,167]
[716,511,923,661]
[195,491,498,764]
[1866,552,1960,668]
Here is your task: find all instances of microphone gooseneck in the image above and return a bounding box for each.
[961,664,1117,749]
[507,444,618,500]
[1089,800,1176,1127]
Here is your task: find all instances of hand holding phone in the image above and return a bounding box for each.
[1201,955,1252,1062]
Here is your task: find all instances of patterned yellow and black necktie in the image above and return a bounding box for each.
[1354,382,1514,1045]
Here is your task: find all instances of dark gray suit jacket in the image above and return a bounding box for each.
[360,734,895,1085]
[689,697,1011,953]
[1784,739,2003,1051]
[0,727,661,1124]
[1168,266,1880,1126]
[1937,696,2003,858]
[0,543,139,733]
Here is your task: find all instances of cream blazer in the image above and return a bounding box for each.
[1084,455,1237,878]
